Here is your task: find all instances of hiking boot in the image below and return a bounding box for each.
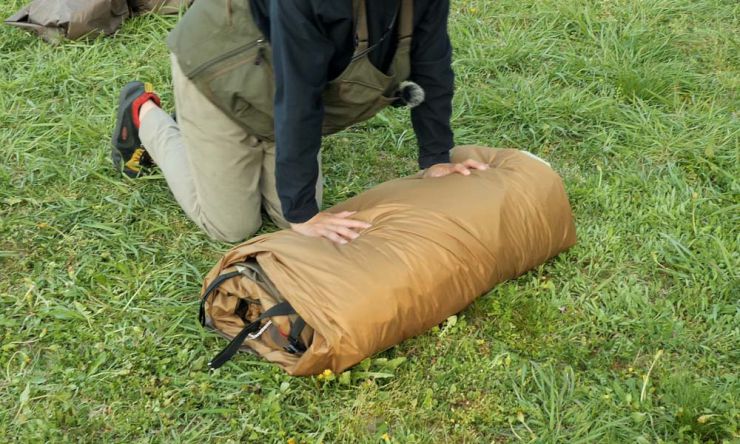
[111,81,161,178]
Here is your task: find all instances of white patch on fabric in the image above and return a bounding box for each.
[521,150,551,167]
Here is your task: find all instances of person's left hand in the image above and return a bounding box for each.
[422,159,489,178]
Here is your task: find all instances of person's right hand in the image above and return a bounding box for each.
[290,211,371,244]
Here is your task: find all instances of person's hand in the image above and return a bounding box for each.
[422,159,489,178]
[290,211,371,244]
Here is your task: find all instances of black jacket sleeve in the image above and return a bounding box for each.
[270,0,455,223]
[270,0,334,223]
[409,0,455,169]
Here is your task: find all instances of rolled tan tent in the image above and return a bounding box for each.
[200,146,577,376]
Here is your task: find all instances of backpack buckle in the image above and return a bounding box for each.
[246,320,272,340]
[283,337,307,355]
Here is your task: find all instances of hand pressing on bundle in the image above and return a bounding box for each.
[290,159,488,244]
[290,211,371,245]
[422,159,489,178]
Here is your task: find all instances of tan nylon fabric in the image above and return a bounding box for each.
[203,146,577,376]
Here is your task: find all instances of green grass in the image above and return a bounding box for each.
[1,0,738,442]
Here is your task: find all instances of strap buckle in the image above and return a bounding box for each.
[247,320,272,340]
[284,336,307,355]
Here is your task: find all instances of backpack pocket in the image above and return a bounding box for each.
[195,40,276,140]
[322,55,398,135]
[169,0,275,139]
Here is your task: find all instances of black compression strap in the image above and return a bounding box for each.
[199,270,241,326]
[208,302,296,369]
[286,317,307,354]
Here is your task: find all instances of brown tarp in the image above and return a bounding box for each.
[5,0,130,43]
[202,146,577,375]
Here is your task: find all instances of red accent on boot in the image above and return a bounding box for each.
[132,92,162,129]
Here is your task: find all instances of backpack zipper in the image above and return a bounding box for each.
[189,38,265,78]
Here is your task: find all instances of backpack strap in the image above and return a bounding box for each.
[352,0,404,61]
[354,0,369,53]
[208,301,297,369]
[398,0,413,41]
[286,317,307,354]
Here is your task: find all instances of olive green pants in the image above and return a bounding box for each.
[139,55,322,242]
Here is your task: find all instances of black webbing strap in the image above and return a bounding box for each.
[208,302,296,369]
[199,270,241,326]
[286,317,307,354]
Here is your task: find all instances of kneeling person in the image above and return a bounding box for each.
[110,0,486,243]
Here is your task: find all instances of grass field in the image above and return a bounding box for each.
[1,0,738,442]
